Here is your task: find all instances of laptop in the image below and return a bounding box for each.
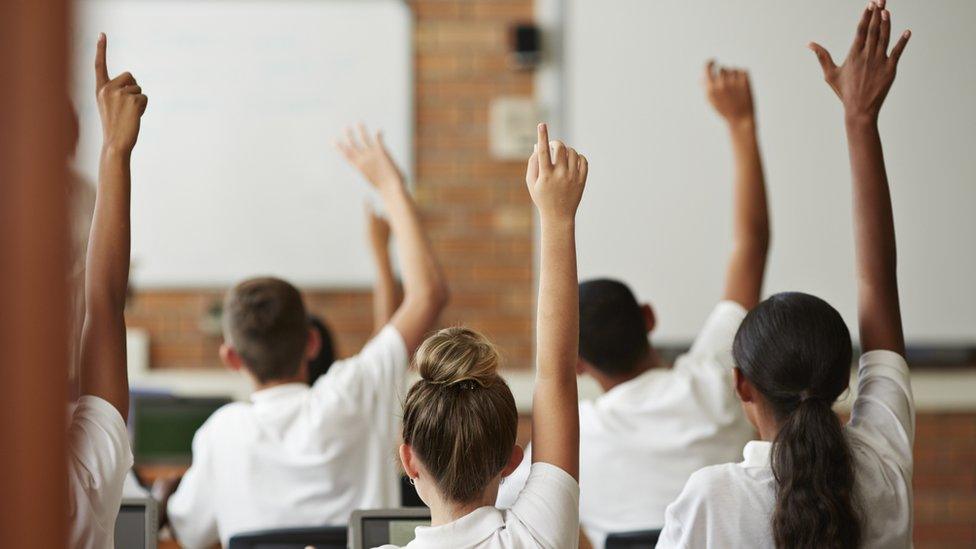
[129,393,230,464]
[114,497,158,549]
[349,508,431,549]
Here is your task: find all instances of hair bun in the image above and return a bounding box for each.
[415,327,501,389]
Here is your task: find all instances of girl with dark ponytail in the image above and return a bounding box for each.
[657,1,915,547]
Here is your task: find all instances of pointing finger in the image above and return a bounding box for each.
[95,33,109,91]
[536,123,552,173]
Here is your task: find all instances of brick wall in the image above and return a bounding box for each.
[125,0,536,371]
[123,1,974,546]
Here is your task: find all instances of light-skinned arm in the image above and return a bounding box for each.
[704,61,770,310]
[810,0,909,355]
[79,33,148,419]
[365,205,401,335]
[336,126,448,353]
[526,123,588,478]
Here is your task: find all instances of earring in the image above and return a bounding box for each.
[409,477,417,486]
[500,477,506,485]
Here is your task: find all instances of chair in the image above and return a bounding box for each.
[604,529,662,549]
[227,526,347,549]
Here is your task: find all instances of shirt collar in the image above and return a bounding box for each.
[250,382,308,403]
[741,440,773,467]
[411,507,504,548]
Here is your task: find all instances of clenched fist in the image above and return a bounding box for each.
[525,123,588,222]
[703,61,755,126]
[95,33,148,153]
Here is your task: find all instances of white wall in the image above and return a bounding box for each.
[72,0,412,288]
[565,0,976,345]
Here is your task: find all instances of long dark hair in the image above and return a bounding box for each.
[733,292,860,549]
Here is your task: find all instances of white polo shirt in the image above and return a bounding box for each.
[167,325,408,548]
[379,462,579,549]
[68,395,134,549]
[497,301,755,548]
[657,350,914,548]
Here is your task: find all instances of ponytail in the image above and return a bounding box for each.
[771,398,859,549]
[732,292,861,549]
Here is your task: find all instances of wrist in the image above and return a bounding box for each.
[726,116,756,134]
[539,214,576,232]
[101,143,133,160]
[844,111,879,129]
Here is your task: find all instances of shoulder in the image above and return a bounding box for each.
[193,401,250,439]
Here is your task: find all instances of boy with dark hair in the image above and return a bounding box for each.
[498,62,769,548]
[159,127,449,548]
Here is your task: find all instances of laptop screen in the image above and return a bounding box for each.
[115,504,147,549]
[361,517,429,547]
[131,396,229,464]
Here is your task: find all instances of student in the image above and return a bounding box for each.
[380,123,587,549]
[158,127,449,548]
[306,206,399,385]
[657,2,913,547]
[497,61,770,547]
[68,33,148,548]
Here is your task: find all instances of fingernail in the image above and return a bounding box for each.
[882,10,889,21]
[904,30,911,38]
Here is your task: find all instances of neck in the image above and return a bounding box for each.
[424,485,498,527]
[592,348,662,393]
[252,372,307,392]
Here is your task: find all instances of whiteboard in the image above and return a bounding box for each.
[566,0,976,345]
[71,0,412,287]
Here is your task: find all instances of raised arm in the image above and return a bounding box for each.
[810,0,909,354]
[526,123,588,478]
[365,205,401,334]
[79,34,148,419]
[704,61,770,310]
[336,126,448,353]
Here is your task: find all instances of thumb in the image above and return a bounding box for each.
[808,42,837,75]
[95,33,110,91]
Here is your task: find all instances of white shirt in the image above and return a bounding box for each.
[68,395,134,549]
[168,325,408,548]
[497,302,754,548]
[379,462,579,549]
[657,350,914,549]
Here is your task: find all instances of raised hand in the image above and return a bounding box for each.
[809,0,911,120]
[95,33,148,153]
[335,125,404,189]
[703,61,755,126]
[525,123,588,222]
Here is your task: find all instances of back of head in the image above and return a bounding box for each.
[732,292,859,549]
[578,279,650,376]
[402,327,518,504]
[306,314,335,385]
[223,277,308,383]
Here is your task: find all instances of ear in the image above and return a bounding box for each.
[501,445,525,477]
[305,327,322,361]
[399,443,420,481]
[733,367,754,403]
[219,343,244,373]
[641,303,656,334]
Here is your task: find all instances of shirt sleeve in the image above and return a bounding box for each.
[681,301,748,372]
[67,396,134,535]
[508,462,580,549]
[495,444,532,509]
[846,350,915,467]
[313,325,409,435]
[167,424,220,549]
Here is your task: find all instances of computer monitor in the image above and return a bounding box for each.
[129,393,230,464]
[349,508,431,549]
[114,497,158,549]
